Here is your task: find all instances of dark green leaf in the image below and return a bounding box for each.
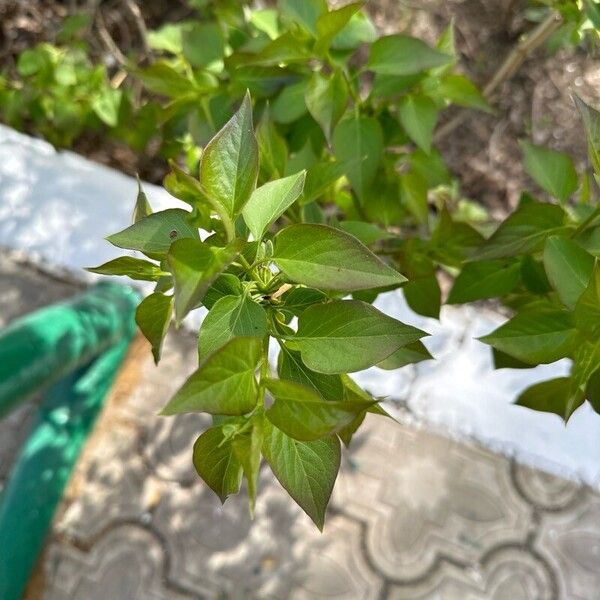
[266,378,372,441]
[377,340,432,370]
[295,299,427,373]
[400,170,429,225]
[520,141,578,203]
[200,92,258,218]
[301,160,348,205]
[367,35,453,76]
[477,199,566,260]
[543,236,595,309]
[257,104,287,178]
[135,292,173,364]
[447,260,521,304]
[161,336,262,415]
[398,94,438,153]
[167,238,242,323]
[242,171,306,240]
[203,274,243,310]
[232,413,264,515]
[515,378,578,420]
[479,310,577,365]
[87,256,163,282]
[262,419,340,530]
[305,72,348,141]
[273,224,406,291]
[280,286,328,316]
[332,112,383,202]
[193,426,242,502]
[279,344,344,400]
[271,80,309,124]
[198,295,268,358]
[575,262,600,334]
[403,275,441,318]
[106,209,199,257]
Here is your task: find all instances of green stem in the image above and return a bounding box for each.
[571,205,600,238]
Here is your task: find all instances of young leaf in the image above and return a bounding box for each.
[315,1,364,54]
[232,413,264,515]
[520,141,578,203]
[133,176,152,223]
[262,419,340,530]
[477,199,566,260]
[398,94,438,153]
[376,341,432,370]
[167,238,242,323]
[515,378,577,419]
[161,336,262,416]
[198,295,268,358]
[431,74,491,112]
[479,310,577,365]
[265,378,373,441]
[332,112,383,202]
[543,236,595,309]
[135,292,173,364]
[367,35,453,76]
[273,223,406,291]
[106,209,199,256]
[305,72,348,141]
[87,256,163,282]
[200,92,259,218]
[574,95,600,175]
[279,344,344,400]
[242,171,306,240]
[447,260,521,304]
[295,299,427,373]
[193,426,242,503]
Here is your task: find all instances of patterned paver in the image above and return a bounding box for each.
[2,253,600,599]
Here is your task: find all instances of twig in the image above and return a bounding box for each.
[96,10,127,66]
[434,10,563,142]
[122,0,152,56]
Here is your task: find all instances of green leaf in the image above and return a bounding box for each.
[193,426,242,503]
[331,11,377,50]
[337,221,391,245]
[271,80,308,124]
[332,112,383,201]
[377,341,432,370]
[147,23,183,53]
[315,1,364,54]
[403,275,441,318]
[87,256,163,282]
[167,239,242,323]
[135,62,196,98]
[182,23,224,68]
[203,274,243,310]
[232,413,264,515]
[279,0,327,35]
[429,74,491,112]
[587,368,600,413]
[398,94,438,153]
[135,292,173,364]
[400,170,429,225]
[273,224,406,291]
[279,344,344,400]
[367,35,453,76]
[479,310,577,365]
[92,87,122,127]
[265,378,373,441]
[133,176,152,223]
[295,299,427,373]
[515,378,578,419]
[200,92,258,218]
[234,32,311,67]
[262,419,340,530]
[280,287,328,316]
[106,209,199,257]
[477,199,566,260]
[163,162,211,212]
[301,160,348,205]
[161,336,262,416]
[257,104,287,177]
[543,236,595,309]
[198,295,268,358]
[242,171,306,240]
[520,141,578,203]
[447,260,521,304]
[305,72,348,141]
[575,262,600,334]
[574,95,600,175]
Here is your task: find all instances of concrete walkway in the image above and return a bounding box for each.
[2,252,599,599]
